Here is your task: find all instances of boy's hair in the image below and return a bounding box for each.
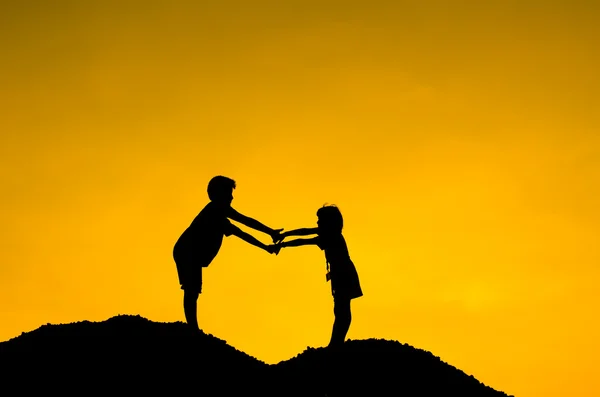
[317,204,343,233]
[207,176,236,201]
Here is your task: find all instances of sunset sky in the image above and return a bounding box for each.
[1,1,599,396]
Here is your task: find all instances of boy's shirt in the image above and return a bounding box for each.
[175,201,235,265]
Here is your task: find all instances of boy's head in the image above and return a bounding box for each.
[207,176,236,204]
[317,204,343,234]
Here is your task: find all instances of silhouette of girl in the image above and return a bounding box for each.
[276,204,363,347]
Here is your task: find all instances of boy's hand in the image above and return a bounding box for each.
[267,244,282,255]
[271,228,284,244]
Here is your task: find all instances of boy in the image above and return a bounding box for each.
[173,175,283,332]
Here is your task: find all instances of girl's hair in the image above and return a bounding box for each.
[317,204,343,233]
[207,175,236,201]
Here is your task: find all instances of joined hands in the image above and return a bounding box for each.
[267,229,285,255]
[266,243,282,255]
[270,228,285,244]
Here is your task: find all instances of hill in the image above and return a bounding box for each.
[0,315,512,396]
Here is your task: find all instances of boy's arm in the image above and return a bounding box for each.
[229,224,277,254]
[228,207,283,241]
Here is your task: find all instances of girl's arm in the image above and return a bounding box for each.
[281,227,318,239]
[280,236,319,248]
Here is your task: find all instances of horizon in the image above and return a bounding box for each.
[1,2,599,397]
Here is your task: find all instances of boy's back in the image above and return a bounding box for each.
[174,201,234,267]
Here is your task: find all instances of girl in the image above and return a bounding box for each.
[277,204,363,347]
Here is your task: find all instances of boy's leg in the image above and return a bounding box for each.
[183,290,200,332]
[328,297,351,347]
[180,265,203,333]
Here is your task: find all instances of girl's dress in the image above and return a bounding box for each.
[317,233,363,300]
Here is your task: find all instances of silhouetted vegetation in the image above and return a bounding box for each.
[0,315,513,396]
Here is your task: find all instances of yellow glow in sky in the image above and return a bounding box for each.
[1,2,599,396]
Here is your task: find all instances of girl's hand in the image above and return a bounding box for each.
[271,229,285,244]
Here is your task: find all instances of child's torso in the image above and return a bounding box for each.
[321,234,354,272]
[175,202,230,257]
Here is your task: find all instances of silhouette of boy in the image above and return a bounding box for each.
[173,175,283,332]
[276,204,362,348]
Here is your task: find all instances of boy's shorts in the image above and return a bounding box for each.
[174,254,203,294]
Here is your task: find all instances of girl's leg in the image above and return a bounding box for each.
[329,297,352,347]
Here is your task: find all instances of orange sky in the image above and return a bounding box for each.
[1,1,599,396]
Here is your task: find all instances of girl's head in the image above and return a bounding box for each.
[317,204,343,235]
